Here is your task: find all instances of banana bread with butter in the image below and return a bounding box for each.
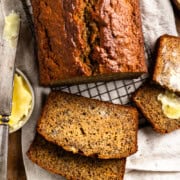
[37,91,138,159]
[153,35,180,93]
[133,84,180,133]
[31,0,147,86]
[27,135,126,180]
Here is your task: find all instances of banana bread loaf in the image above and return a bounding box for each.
[132,84,180,133]
[37,91,138,159]
[27,135,126,180]
[153,35,180,93]
[31,0,147,86]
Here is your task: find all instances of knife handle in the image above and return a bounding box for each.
[0,117,9,180]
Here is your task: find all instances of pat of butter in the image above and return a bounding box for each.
[157,91,180,119]
[0,74,32,131]
[69,146,78,154]
[3,11,20,47]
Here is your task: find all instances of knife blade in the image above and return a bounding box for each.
[0,41,18,115]
[0,0,20,116]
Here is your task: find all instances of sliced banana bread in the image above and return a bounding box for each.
[37,91,138,159]
[153,35,180,93]
[27,135,126,180]
[133,84,180,133]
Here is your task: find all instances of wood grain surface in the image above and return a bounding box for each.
[8,130,26,180]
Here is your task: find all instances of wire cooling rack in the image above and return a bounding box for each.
[22,0,153,126]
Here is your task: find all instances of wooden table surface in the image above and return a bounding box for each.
[8,130,26,180]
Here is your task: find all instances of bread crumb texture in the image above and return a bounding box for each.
[27,135,126,180]
[133,84,180,133]
[37,91,138,159]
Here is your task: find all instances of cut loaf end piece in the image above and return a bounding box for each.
[153,35,180,94]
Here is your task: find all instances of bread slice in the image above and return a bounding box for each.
[132,84,180,133]
[37,91,138,159]
[27,135,126,180]
[153,35,180,93]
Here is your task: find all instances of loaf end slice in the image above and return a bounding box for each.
[27,135,126,180]
[132,84,180,133]
[153,35,180,93]
[37,91,138,159]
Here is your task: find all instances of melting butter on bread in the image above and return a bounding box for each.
[153,35,180,94]
[133,84,180,133]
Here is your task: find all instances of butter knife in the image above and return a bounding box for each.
[0,1,20,179]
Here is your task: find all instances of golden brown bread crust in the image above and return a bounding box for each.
[153,34,180,93]
[37,91,138,159]
[31,0,147,86]
[132,84,180,133]
[27,134,126,180]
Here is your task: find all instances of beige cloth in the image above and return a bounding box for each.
[0,0,180,179]
[125,128,180,180]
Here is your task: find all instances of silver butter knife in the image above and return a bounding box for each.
[0,0,20,179]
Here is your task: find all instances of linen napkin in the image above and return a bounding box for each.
[0,0,179,179]
[125,128,180,180]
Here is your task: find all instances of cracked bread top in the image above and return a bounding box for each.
[37,91,138,159]
[31,0,147,85]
